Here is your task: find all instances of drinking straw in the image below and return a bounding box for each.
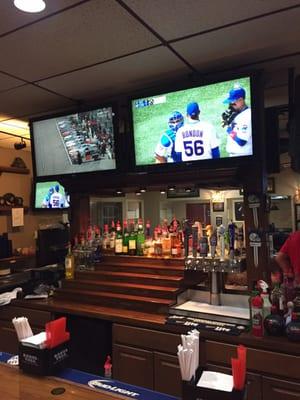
[231,357,242,390]
[237,345,247,389]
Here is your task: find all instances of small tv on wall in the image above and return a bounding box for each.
[33,180,70,210]
[30,105,117,178]
[131,75,256,169]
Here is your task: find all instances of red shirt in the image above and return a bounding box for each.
[280,231,300,275]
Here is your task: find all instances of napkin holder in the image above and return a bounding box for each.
[19,340,69,375]
[182,367,246,400]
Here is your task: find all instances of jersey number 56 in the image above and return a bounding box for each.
[183,140,204,157]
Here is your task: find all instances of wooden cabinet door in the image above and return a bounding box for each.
[113,344,154,389]
[206,363,262,400]
[154,352,181,397]
[263,377,300,400]
[0,320,18,354]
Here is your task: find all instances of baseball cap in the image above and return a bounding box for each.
[186,102,200,117]
[223,87,246,104]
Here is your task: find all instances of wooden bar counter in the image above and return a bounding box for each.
[0,363,127,400]
[2,255,300,399]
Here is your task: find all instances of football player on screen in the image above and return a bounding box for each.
[174,102,220,161]
[155,111,184,163]
[222,84,252,157]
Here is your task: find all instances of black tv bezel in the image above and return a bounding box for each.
[29,102,122,181]
[128,70,263,174]
[31,178,70,212]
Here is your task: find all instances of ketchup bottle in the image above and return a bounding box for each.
[251,295,264,337]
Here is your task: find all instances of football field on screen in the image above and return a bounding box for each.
[132,77,251,166]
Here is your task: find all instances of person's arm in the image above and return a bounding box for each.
[155,154,167,163]
[229,130,247,146]
[275,251,294,277]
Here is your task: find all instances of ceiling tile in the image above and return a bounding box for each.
[0,71,24,92]
[0,1,82,35]
[172,8,300,73]
[37,47,190,100]
[0,0,160,82]
[123,0,300,41]
[0,85,75,120]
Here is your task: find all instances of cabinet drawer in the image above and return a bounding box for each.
[0,306,51,327]
[113,324,181,355]
[113,344,153,389]
[263,377,300,400]
[204,340,300,381]
[154,352,181,397]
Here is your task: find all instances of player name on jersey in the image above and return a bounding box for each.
[182,129,203,139]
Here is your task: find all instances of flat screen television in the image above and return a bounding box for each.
[30,106,117,178]
[131,75,256,169]
[33,180,70,210]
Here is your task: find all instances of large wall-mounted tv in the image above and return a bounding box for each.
[31,106,117,178]
[33,180,70,210]
[131,75,254,169]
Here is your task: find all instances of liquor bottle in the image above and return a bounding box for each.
[264,305,285,336]
[136,218,145,256]
[128,219,137,256]
[161,219,171,256]
[122,219,129,255]
[102,224,110,250]
[145,220,153,256]
[65,242,75,279]
[109,220,116,250]
[270,282,284,316]
[115,221,123,255]
[282,272,296,311]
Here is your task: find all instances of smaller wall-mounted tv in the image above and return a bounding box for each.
[31,106,117,178]
[131,75,255,169]
[33,181,70,210]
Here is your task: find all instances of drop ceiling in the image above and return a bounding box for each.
[0,0,299,149]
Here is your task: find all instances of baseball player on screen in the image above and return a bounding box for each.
[174,102,220,161]
[49,184,66,208]
[222,84,252,157]
[155,111,184,163]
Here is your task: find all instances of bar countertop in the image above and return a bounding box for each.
[0,362,128,400]
[10,297,300,356]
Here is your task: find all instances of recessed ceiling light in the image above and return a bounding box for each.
[135,191,141,196]
[14,0,46,13]
[160,190,166,194]
[140,188,146,193]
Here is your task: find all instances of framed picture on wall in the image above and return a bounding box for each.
[212,202,224,212]
[233,200,245,221]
